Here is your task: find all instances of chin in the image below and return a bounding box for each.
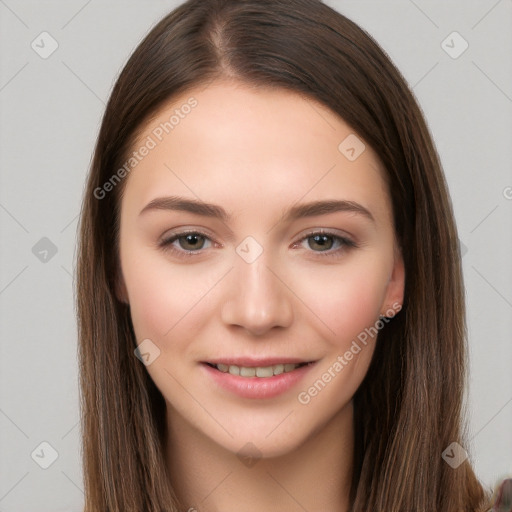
[225,431,309,461]
[213,412,324,461]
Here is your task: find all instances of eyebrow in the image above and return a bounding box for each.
[139,195,375,223]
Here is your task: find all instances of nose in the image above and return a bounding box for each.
[221,253,294,337]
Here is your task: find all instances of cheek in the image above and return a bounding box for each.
[293,260,389,348]
[122,251,207,343]
[292,265,387,415]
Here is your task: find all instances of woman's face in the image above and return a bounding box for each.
[115,80,404,457]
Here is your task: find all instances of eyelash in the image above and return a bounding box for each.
[158,229,358,259]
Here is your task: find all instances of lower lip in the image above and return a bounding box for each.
[201,362,316,399]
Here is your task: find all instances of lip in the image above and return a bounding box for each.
[201,360,318,399]
[203,357,312,367]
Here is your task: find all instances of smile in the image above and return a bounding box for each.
[205,362,311,378]
[201,360,318,399]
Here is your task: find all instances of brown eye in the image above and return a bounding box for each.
[175,233,207,251]
[159,231,213,257]
[307,234,335,251]
[295,230,358,259]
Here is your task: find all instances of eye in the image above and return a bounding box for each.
[159,230,213,257]
[293,230,358,258]
[158,228,358,259]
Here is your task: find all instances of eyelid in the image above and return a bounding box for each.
[158,227,358,259]
[291,228,358,258]
[158,228,219,253]
[160,226,355,242]
[295,227,356,244]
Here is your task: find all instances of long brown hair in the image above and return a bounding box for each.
[75,0,492,510]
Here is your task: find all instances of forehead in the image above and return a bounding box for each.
[121,80,391,225]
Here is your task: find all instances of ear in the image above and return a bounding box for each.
[381,243,405,317]
[114,270,129,305]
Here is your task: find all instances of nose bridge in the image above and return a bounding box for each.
[221,242,293,335]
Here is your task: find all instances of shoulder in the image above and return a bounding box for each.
[488,477,512,512]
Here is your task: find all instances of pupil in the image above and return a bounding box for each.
[183,234,203,249]
[311,234,332,251]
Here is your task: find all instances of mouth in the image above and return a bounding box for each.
[203,361,314,378]
[201,358,318,399]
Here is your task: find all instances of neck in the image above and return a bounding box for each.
[165,401,354,512]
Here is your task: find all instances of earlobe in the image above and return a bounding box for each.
[381,245,405,318]
[114,273,129,305]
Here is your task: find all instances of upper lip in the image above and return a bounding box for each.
[203,357,316,367]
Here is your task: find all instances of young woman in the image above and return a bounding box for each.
[75,0,500,510]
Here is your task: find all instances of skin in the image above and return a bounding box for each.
[115,79,405,512]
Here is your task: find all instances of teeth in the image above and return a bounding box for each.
[273,364,284,375]
[255,366,273,377]
[240,366,256,377]
[214,362,304,377]
[228,365,240,376]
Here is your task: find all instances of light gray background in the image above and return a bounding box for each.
[0,1,511,510]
